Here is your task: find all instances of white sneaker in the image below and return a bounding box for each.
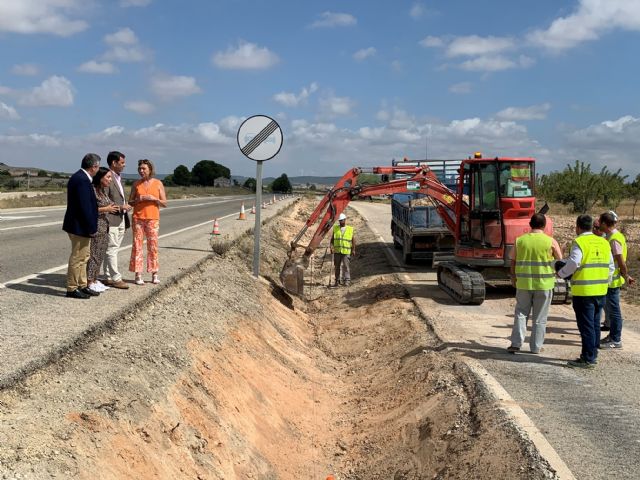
[95,280,110,291]
[88,283,103,293]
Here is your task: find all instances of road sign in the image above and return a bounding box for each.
[237,115,284,278]
[237,115,283,161]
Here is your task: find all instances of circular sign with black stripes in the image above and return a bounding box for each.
[237,115,283,161]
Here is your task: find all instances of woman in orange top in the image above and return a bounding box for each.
[128,159,167,285]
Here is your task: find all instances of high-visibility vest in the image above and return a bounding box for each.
[608,230,628,288]
[571,234,611,296]
[514,233,555,290]
[333,224,353,255]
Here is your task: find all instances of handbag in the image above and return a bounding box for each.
[124,212,131,230]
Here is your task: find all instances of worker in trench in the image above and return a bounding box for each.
[330,212,356,287]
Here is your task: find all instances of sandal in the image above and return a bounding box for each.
[135,274,144,285]
[152,273,160,284]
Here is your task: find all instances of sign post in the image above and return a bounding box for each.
[237,115,283,278]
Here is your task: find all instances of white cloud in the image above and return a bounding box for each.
[310,12,357,28]
[419,36,444,48]
[102,27,149,63]
[561,115,640,173]
[77,61,118,74]
[496,103,551,121]
[0,133,60,147]
[458,54,534,72]
[212,41,279,70]
[11,64,39,76]
[124,100,155,114]
[527,0,640,52]
[446,35,516,57]
[391,60,403,73]
[19,76,74,107]
[410,3,425,19]
[353,47,376,61]
[273,82,318,107]
[0,102,20,120]
[449,82,472,94]
[105,27,138,46]
[0,85,12,95]
[0,0,88,36]
[319,95,356,117]
[150,75,201,100]
[120,0,152,7]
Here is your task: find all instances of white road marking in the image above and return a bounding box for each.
[0,211,237,288]
[0,221,63,232]
[0,215,46,220]
[0,199,245,231]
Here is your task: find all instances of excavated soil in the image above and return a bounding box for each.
[0,199,555,479]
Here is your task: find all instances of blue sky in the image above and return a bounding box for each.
[1,0,640,179]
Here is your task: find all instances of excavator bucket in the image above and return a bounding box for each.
[280,258,305,295]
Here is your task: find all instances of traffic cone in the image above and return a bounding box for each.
[251,204,256,214]
[211,218,220,235]
[238,203,246,220]
[273,195,276,203]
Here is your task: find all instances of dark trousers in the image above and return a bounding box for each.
[572,295,605,364]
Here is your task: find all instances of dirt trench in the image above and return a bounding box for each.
[0,199,555,479]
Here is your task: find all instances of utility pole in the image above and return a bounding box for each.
[27,170,30,190]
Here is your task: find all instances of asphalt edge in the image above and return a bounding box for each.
[356,210,576,480]
[0,197,300,391]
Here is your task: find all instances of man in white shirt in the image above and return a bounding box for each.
[557,214,615,368]
[102,151,131,289]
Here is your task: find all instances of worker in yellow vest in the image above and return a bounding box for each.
[507,213,563,354]
[557,214,614,368]
[598,211,635,349]
[330,212,356,287]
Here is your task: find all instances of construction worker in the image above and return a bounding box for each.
[507,213,563,354]
[330,212,355,287]
[598,211,635,349]
[557,214,614,369]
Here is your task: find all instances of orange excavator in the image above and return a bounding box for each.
[280,153,570,305]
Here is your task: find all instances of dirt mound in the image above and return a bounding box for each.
[0,199,555,479]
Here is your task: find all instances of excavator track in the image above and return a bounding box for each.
[437,262,486,305]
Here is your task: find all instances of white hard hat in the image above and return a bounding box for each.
[338,213,347,221]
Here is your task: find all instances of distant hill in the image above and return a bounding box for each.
[231,175,341,186]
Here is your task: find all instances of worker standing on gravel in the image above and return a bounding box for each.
[330,212,356,287]
[598,211,635,349]
[507,213,563,354]
[557,214,614,369]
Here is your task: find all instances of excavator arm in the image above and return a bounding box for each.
[281,165,466,294]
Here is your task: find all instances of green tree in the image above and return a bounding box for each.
[627,174,640,220]
[191,160,230,186]
[0,169,10,177]
[243,177,257,192]
[162,174,175,186]
[173,164,191,186]
[37,169,48,177]
[271,173,292,193]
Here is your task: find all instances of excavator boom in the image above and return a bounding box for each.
[281,165,463,294]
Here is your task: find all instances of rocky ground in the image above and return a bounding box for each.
[0,199,556,479]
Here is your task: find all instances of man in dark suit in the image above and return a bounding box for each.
[102,151,131,289]
[63,153,101,299]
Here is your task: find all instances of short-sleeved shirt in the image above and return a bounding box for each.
[131,178,162,220]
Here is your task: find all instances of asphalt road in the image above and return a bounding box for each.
[350,201,640,480]
[0,195,255,286]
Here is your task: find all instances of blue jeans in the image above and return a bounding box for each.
[605,287,623,342]
[572,295,605,364]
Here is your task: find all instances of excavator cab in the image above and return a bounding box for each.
[456,155,536,261]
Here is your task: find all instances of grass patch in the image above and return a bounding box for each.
[0,193,67,209]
